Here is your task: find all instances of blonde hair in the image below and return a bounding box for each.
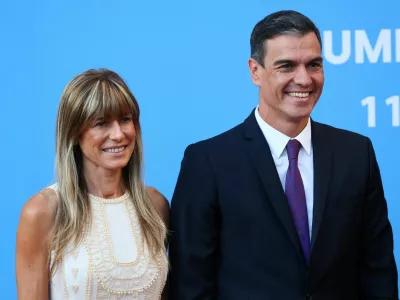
[50,68,166,275]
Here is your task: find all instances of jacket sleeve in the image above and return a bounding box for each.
[169,143,219,300]
[359,137,398,299]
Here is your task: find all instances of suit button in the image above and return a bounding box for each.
[306,294,313,300]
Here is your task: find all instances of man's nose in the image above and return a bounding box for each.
[293,65,312,86]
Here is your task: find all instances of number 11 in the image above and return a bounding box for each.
[361,96,400,127]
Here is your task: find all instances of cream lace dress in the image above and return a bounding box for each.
[48,184,168,300]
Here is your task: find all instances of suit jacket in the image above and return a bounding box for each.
[169,110,398,300]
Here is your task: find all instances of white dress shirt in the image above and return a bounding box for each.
[255,107,314,238]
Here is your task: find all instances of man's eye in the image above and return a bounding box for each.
[280,64,293,70]
[309,63,322,68]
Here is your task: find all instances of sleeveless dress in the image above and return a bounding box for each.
[48,184,168,300]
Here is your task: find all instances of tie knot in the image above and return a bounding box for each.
[286,139,301,160]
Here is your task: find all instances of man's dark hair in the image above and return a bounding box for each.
[250,10,322,67]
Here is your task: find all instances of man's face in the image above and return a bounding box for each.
[249,32,324,129]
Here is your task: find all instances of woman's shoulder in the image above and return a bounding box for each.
[146,187,169,225]
[19,185,58,231]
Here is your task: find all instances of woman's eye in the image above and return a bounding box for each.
[95,120,106,127]
[121,116,132,123]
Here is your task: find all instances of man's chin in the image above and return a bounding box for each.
[286,110,313,124]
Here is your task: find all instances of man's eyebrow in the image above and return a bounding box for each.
[273,56,323,66]
[309,56,323,64]
[273,59,295,66]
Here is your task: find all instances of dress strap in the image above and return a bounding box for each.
[47,183,58,191]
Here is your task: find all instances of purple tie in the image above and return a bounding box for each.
[285,139,310,263]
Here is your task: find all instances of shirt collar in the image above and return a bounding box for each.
[254,106,312,158]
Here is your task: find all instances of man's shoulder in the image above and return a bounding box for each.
[312,121,373,157]
[188,121,244,152]
[313,120,369,143]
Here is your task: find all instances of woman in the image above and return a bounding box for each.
[16,69,169,299]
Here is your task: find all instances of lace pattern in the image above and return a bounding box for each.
[85,195,167,299]
[49,183,168,300]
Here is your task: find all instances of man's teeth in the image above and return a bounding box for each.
[287,92,310,98]
[104,147,125,153]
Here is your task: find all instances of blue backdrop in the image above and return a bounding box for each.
[1,0,399,297]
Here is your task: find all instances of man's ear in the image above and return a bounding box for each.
[248,58,263,87]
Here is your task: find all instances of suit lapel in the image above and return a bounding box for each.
[242,111,306,264]
[310,121,333,248]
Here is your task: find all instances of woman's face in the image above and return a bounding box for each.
[78,113,136,173]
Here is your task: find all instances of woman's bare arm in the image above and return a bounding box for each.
[146,187,170,300]
[147,187,170,228]
[16,188,57,300]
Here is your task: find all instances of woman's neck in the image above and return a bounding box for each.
[83,166,125,199]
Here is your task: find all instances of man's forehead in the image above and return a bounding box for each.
[265,34,321,62]
[269,50,322,62]
[265,33,320,52]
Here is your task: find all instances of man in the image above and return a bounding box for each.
[169,10,398,300]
